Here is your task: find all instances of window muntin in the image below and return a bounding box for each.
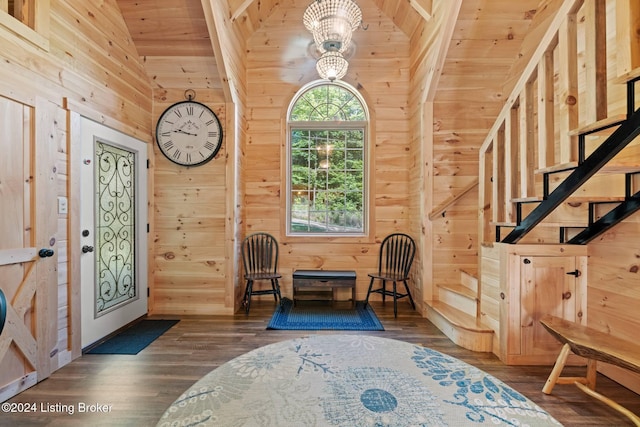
[287,81,368,236]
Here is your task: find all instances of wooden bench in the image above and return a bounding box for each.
[292,270,356,306]
[540,315,640,426]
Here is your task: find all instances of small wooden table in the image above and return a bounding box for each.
[292,270,356,306]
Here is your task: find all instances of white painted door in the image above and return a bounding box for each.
[80,118,148,349]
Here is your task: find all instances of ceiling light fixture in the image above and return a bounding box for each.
[316,50,349,81]
[303,0,364,81]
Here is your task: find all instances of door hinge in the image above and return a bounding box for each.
[147,288,150,297]
[147,223,150,233]
[147,159,150,169]
[566,269,581,277]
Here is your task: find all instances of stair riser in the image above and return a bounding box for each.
[520,201,608,224]
[460,271,478,293]
[544,174,627,199]
[426,309,493,352]
[438,288,477,315]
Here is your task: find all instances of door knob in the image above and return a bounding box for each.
[82,245,94,253]
[38,248,54,258]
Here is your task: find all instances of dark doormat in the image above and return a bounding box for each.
[85,319,179,355]
[267,298,384,331]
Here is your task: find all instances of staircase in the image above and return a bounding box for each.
[498,76,640,244]
[425,270,493,352]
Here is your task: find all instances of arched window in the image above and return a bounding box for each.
[287,81,369,235]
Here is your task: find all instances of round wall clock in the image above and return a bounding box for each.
[155,100,223,166]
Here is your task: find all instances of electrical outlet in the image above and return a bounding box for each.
[58,196,68,214]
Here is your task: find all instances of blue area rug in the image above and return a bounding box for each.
[267,298,384,331]
[86,319,179,355]
[158,335,561,426]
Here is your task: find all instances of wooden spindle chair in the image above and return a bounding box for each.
[365,233,416,317]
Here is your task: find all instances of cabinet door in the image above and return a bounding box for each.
[520,256,577,356]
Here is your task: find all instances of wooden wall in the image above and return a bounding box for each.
[427,0,545,291]
[408,0,460,311]
[151,92,230,315]
[148,0,249,316]
[588,220,640,390]
[242,0,412,301]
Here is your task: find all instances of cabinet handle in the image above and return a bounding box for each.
[500,292,505,300]
[566,269,581,277]
[562,291,572,300]
[523,258,531,264]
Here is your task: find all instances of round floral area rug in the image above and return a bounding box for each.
[157,334,562,427]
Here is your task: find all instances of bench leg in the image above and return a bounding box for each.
[575,381,640,427]
[543,343,571,394]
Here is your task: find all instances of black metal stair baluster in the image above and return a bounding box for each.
[627,77,637,119]
[543,172,550,199]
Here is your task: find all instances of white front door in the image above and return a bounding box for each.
[80,118,148,349]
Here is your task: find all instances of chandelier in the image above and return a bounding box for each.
[316,50,349,81]
[303,0,363,80]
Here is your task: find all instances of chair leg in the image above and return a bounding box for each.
[364,277,376,306]
[244,280,253,314]
[403,280,416,309]
[270,279,278,301]
[381,280,387,302]
[392,281,398,317]
[273,279,282,301]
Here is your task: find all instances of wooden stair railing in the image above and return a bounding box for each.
[429,178,478,221]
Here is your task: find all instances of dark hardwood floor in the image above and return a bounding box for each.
[3,300,640,426]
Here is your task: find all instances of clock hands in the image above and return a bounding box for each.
[173,129,197,136]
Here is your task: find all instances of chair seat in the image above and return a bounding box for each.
[368,271,409,281]
[245,272,282,280]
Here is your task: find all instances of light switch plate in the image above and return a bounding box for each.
[58,196,68,214]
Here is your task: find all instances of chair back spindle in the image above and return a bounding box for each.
[243,233,279,276]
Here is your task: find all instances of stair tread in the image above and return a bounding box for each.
[511,196,627,203]
[568,114,626,136]
[613,67,640,84]
[425,300,493,333]
[492,221,587,227]
[535,162,640,175]
[437,283,477,300]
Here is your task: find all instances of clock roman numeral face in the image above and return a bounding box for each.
[155,101,223,166]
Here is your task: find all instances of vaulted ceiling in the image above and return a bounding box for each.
[116,0,547,100]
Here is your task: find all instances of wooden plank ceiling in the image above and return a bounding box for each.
[116,0,545,98]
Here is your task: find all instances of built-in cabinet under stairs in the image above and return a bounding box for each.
[425,270,493,353]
